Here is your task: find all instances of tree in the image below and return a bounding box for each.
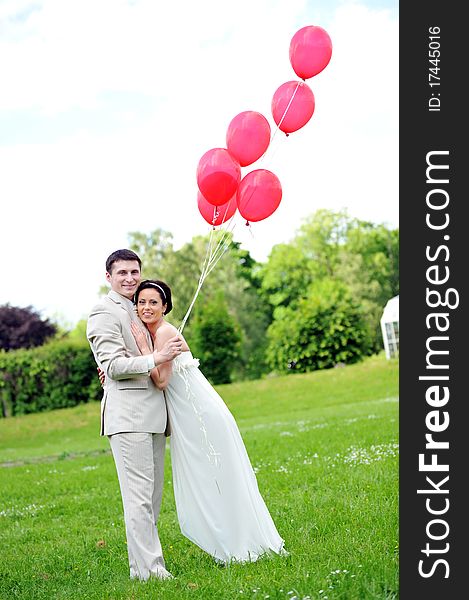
[336,222,399,351]
[295,208,352,278]
[0,304,57,351]
[266,279,369,374]
[190,293,241,385]
[341,222,399,304]
[259,243,313,309]
[259,209,353,310]
[67,319,88,342]
[129,228,175,271]
[334,251,383,353]
[261,209,399,356]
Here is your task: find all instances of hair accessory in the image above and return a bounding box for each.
[144,282,166,301]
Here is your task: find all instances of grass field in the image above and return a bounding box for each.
[0,354,398,600]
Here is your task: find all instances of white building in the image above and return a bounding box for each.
[380,295,399,359]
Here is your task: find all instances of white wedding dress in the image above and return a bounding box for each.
[165,351,285,563]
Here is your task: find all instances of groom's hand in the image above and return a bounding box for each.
[97,367,106,387]
[153,335,183,365]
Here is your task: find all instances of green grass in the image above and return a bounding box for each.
[0,354,398,599]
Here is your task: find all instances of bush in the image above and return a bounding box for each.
[0,304,57,351]
[266,279,370,374]
[0,339,102,418]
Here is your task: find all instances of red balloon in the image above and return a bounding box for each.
[226,111,271,167]
[289,25,332,79]
[196,148,241,205]
[271,81,315,134]
[197,191,237,226]
[236,169,282,223]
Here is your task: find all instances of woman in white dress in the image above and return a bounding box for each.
[130,279,286,564]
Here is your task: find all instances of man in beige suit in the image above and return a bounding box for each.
[87,248,182,581]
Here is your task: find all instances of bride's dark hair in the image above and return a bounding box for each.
[134,279,173,315]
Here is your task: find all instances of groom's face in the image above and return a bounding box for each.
[106,260,141,299]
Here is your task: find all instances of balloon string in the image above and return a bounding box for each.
[178,226,215,333]
[199,226,216,285]
[211,201,232,226]
[261,131,285,167]
[266,79,301,152]
[204,237,231,277]
[178,216,236,334]
[178,261,210,335]
[217,200,234,226]
[256,80,299,169]
[178,239,229,334]
[205,216,235,274]
[211,206,218,225]
[204,218,235,276]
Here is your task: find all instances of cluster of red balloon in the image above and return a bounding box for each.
[196,24,332,227]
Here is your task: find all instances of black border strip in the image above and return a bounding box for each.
[400,2,466,597]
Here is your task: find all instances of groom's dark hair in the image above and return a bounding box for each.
[106,249,142,274]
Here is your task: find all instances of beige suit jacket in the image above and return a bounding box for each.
[87,290,168,436]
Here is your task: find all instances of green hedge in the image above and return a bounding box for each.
[0,339,102,418]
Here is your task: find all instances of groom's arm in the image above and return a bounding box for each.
[87,305,153,381]
[87,305,182,381]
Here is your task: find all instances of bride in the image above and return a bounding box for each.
[130,278,286,564]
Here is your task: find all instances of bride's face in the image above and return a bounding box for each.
[136,288,166,325]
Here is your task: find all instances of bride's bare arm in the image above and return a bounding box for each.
[130,322,169,390]
[153,324,190,389]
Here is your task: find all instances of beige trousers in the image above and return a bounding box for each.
[109,432,166,580]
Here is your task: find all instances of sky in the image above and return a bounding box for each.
[0,0,398,327]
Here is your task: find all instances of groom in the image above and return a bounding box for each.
[87,248,183,581]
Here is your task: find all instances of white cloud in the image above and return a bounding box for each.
[0,0,398,326]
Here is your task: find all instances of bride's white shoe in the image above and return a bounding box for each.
[150,566,174,580]
[131,566,174,581]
